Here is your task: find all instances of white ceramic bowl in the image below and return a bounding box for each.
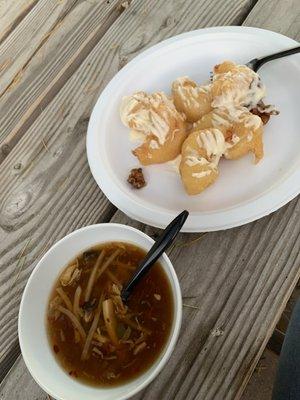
[18,224,182,400]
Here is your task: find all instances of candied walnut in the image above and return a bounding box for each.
[250,107,270,125]
[127,168,146,189]
[251,102,279,125]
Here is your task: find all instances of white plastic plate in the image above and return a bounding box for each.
[87,27,300,232]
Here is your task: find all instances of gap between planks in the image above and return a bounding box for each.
[0,0,129,163]
[1,0,298,396]
[0,0,258,382]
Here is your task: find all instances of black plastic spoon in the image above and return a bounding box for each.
[121,210,189,302]
[246,45,300,72]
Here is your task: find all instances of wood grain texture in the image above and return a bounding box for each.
[113,203,300,400]
[0,0,78,97]
[0,0,125,161]
[1,198,300,400]
[0,356,42,400]
[243,0,300,39]
[0,0,253,159]
[1,0,300,399]
[0,0,255,380]
[0,0,38,44]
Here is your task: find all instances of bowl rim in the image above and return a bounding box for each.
[18,223,182,400]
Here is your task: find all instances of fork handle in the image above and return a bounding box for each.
[255,45,300,70]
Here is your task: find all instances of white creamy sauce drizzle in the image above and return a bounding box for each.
[175,76,190,85]
[211,111,232,128]
[212,66,266,110]
[190,86,200,97]
[212,106,261,132]
[257,103,278,114]
[198,84,211,93]
[149,110,169,144]
[184,129,226,173]
[120,92,181,145]
[225,133,241,150]
[181,92,198,108]
[247,133,253,142]
[185,145,198,157]
[178,86,198,108]
[120,95,139,125]
[243,113,261,130]
[229,106,261,130]
[196,129,226,161]
[231,134,240,144]
[225,105,244,121]
[246,74,266,109]
[174,77,211,109]
[149,139,159,149]
[185,155,209,167]
[192,170,212,179]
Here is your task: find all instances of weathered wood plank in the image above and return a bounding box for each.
[0,0,255,381]
[0,0,38,44]
[1,197,300,400]
[0,0,78,97]
[114,200,300,400]
[3,1,297,399]
[0,356,44,400]
[243,0,300,39]
[0,0,125,161]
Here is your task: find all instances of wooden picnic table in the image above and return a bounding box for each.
[0,0,299,399]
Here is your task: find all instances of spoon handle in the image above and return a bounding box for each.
[121,210,189,302]
[253,46,300,71]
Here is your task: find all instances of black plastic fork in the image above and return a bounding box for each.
[210,45,300,81]
[246,45,300,71]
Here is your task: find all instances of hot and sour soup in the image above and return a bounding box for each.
[47,242,173,386]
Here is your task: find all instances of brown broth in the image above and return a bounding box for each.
[47,242,173,387]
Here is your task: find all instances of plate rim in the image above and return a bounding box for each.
[87,26,300,232]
